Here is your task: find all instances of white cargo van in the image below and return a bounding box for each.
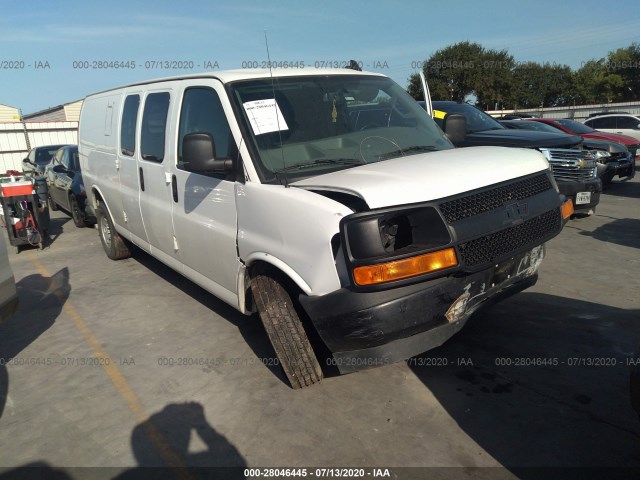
[79,69,571,388]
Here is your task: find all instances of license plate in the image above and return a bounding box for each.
[576,192,591,205]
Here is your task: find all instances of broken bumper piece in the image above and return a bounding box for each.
[299,245,544,373]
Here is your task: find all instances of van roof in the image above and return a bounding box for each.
[85,68,385,97]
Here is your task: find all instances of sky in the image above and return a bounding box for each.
[1,0,639,115]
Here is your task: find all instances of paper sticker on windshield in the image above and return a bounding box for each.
[243,99,289,135]
[433,109,446,119]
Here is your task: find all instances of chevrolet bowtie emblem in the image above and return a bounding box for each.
[505,201,528,224]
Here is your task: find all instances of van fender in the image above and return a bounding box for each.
[235,183,353,297]
[90,185,118,228]
[242,253,313,295]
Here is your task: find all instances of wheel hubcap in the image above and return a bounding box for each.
[101,217,111,249]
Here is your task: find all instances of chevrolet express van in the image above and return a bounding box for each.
[79,69,570,388]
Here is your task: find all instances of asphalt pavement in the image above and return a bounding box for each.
[0,174,639,479]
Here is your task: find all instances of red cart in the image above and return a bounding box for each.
[0,173,50,253]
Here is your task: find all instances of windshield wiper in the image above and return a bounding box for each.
[274,158,363,174]
[377,145,437,160]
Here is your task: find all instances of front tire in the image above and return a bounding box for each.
[96,202,131,260]
[250,266,323,389]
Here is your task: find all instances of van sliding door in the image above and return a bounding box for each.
[137,90,179,266]
[118,92,149,250]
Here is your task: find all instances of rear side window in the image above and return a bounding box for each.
[70,148,80,171]
[177,87,236,171]
[120,95,140,156]
[141,92,170,162]
[616,116,640,129]
[36,147,59,165]
[588,117,616,129]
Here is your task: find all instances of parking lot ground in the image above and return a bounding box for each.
[0,174,639,479]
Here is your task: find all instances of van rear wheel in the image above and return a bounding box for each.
[250,267,323,389]
[96,202,131,260]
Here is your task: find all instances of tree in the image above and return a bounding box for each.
[407,41,515,107]
[574,59,624,104]
[473,48,514,109]
[407,41,640,108]
[407,41,488,103]
[604,43,640,101]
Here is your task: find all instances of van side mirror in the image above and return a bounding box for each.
[182,133,232,174]
[444,114,467,144]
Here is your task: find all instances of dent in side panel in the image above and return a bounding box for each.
[236,183,353,296]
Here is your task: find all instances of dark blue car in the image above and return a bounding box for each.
[44,145,94,227]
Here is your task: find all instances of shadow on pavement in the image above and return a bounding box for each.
[602,180,639,199]
[44,216,71,249]
[114,402,246,480]
[0,462,73,480]
[408,292,640,475]
[577,218,640,249]
[132,251,291,387]
[0,267,70,418]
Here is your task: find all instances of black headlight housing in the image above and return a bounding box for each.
[340,204,458,291]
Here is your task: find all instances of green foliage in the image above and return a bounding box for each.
[408,42,640,108]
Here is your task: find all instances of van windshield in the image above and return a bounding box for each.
[229,75,452,182]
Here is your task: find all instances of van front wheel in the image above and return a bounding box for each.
[96,202,131,260]
[250,268,323,389]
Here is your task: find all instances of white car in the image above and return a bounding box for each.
[0,229,18,324]
[584,114,640,142]
[79,68,571,388]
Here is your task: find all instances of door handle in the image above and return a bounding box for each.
[171,175,178,203]
[139,167,145,191]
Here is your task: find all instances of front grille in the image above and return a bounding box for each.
[459,208,561,267]
[438,173,552,223]
[541,148,597,182]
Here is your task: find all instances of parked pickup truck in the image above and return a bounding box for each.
[80,69,572,388]
[429,101,602,214]
[500,119,634,186]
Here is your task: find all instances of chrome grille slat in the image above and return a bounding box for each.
[541,148,597,182]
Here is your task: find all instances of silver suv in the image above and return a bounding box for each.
[584,114,640,142]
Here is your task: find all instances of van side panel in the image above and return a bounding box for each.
[79,92,125,228]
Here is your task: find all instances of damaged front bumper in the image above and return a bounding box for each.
[299,245,545,373]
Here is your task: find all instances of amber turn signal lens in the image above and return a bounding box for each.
[561,199,574,219]
[353,247,458,286]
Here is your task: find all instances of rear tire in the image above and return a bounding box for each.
[48,194,59,211]
[250,266,323,389]
[70,195,86,228]
[96,202,131,260]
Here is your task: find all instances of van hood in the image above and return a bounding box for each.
[291,146,549,209]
